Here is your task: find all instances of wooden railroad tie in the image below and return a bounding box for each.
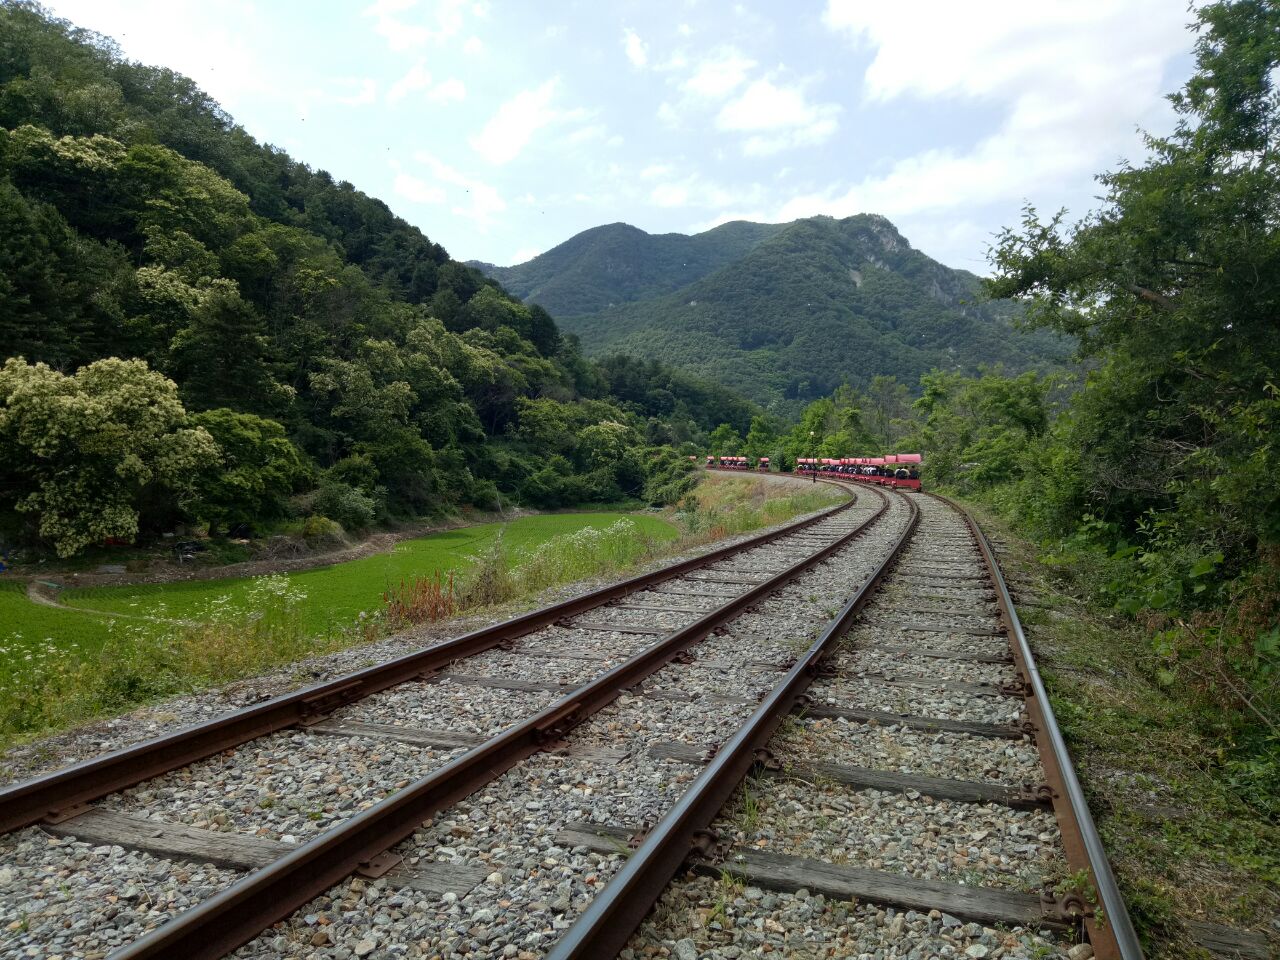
[42,808,489,896]
[557,822,1058,929]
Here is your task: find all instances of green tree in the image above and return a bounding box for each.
[187,409,309,534]
[986,0,1280,774]
[743,415,778,458]
[988,0,1280,557]
[706,423,743,455]
[169,279,286,413]
[0,357,217,556]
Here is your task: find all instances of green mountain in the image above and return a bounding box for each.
[469,220,785,317]
[475,215,1071,412]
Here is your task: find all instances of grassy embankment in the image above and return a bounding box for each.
[961,502,1278,960]
[0,473,844,748]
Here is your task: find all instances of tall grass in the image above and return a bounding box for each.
[383,571,457,627]
[0,575,346,744]
[675,475,844,543]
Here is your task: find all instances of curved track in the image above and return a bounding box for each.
[553,488,1142,960]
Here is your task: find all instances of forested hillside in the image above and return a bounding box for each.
[0,2,749,556]
[474,214,1072,412]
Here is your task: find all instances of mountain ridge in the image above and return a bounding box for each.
[472,214,1071,412]
[468,219,786,317]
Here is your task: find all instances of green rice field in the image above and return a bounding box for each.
[0,513,675,682]
[0,580,117,659]
[56,512,678,638]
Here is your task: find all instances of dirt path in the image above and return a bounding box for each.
[24,581,191,625]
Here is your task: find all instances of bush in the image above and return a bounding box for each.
[311,481,376,530]
[465,477,501,510]
[641,447,699,506]
[301,514,344,541]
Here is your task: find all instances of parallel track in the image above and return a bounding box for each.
[1,478,910,959]
[0,480,861,835]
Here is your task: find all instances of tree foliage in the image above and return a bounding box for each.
[979,0,1279,797]
[0,357,216,555]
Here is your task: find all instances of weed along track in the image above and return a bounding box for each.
[0,480,896,958]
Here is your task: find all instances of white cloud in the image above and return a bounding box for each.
[717,79,841,154]
[364,0,473,51]
[336,78,378,106]
[463,36,484,55]
[640,163,675,180]
[409,152,507,225]
[682,49,755,99]
[388,61,467,105]
[677,23,693,37]
[565,124,610,145]
[651,182,689,207]
[623,28,648,68]
[470,78,563,165]
[393,171,446,204]
[810,0,1188,221]
[427,77,467,102]
[649,174,764,210]
[388,61,431,102]
[692,0,1192,266]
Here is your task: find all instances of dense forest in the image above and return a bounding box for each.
[0,2,769,557]
[474,214,1073,413]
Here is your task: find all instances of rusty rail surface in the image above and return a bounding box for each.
[955,500,1144,960]
[108,486,893,959]
[0,478,859,836]
[546,487,921,960]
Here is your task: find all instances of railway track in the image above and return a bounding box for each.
[0,479,898,958]
[0,480,1140,960]
[553,489,1142,960]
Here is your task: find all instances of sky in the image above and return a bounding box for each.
[44,0,1199,273]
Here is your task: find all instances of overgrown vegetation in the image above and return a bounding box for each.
[978,0,1279,815]
[974,505,1278,956]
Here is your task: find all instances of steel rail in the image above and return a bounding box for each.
[957,503,1144,960]
[546,487,921,960]
[108,487,893,959]
[0,478,859,836]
